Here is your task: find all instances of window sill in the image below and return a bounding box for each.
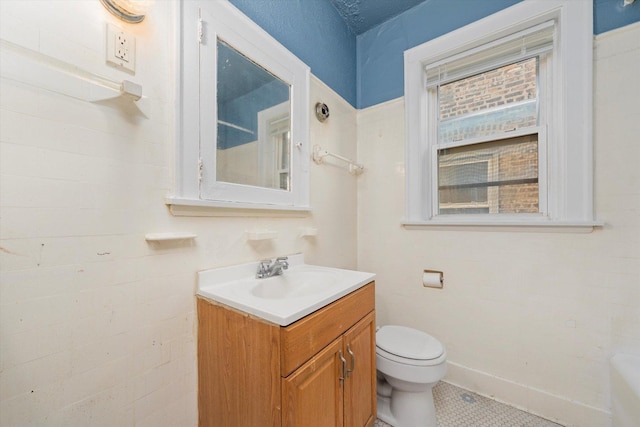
[402,219,604,233]
[165,197,311,217]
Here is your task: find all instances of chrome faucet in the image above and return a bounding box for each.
[256,256,289,279]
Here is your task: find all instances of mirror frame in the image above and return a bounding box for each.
[172,0,310,211]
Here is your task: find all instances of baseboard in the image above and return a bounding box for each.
[444,361,610,427]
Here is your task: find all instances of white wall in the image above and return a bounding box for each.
[0,1,358,425]
[357,23,640,427]
[217,142,260,187]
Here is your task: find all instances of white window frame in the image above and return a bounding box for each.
[404,0,601,229]
[168,0,310,212]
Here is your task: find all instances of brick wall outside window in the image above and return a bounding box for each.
[437,59,540,214]
[439,58,537,120]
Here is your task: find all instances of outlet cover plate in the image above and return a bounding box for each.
[106,24,135,73]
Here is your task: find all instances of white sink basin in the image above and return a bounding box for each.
[198,254,375,326]
[251,268,339,299]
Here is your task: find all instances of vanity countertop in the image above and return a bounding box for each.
[197,254,375,326]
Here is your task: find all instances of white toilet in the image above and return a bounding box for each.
[376,325,447,427]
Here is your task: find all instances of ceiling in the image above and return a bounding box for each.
[329,0,428,35]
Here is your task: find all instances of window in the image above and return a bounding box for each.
[404,0,599,228]
[438,134,539,215]
[436,55,542,216]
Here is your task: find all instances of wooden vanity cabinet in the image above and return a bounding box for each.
[197,282,376,427]
[282,311,376,427]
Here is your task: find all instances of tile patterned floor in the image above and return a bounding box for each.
[374,382,563,427]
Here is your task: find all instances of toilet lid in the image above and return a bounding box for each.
[376,325,444,360]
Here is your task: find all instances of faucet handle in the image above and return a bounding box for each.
[259,259,272,269]
[256,259,271,278]
[276,256,289,269]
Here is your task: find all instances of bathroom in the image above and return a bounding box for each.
[0,0,639,426]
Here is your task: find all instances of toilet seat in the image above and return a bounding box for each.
[376,325,444,364]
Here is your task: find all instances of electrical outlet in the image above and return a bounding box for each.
[106,24,135,73]
[115,32,129,62]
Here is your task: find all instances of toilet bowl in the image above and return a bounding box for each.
[376,325,447,427]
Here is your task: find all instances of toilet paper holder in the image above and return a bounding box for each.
[423,269,444,288]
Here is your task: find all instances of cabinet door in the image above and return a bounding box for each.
[343,312,376,427]
[197,298,281,427]
[282,337,344,427]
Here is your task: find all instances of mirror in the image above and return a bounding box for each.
[174,0,310,211]
[216,39,291,191]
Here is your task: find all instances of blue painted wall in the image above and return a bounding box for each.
[230,0,640,109]
[218,81,289,149]
[229,0,357,107]
[357,0,523,108]
[594,0,640,34]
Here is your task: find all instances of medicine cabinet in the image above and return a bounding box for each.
[170,0,310,211]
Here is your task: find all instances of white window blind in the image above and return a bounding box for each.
[425,20,555,88]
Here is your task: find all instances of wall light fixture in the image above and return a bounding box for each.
[100,0,155,23]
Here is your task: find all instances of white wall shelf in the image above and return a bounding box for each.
[299,227,318,237]
[0,38,150,117]
[246,230,278,241]
[145,232,197,242]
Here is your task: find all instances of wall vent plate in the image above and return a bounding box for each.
[106,24,136,73]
